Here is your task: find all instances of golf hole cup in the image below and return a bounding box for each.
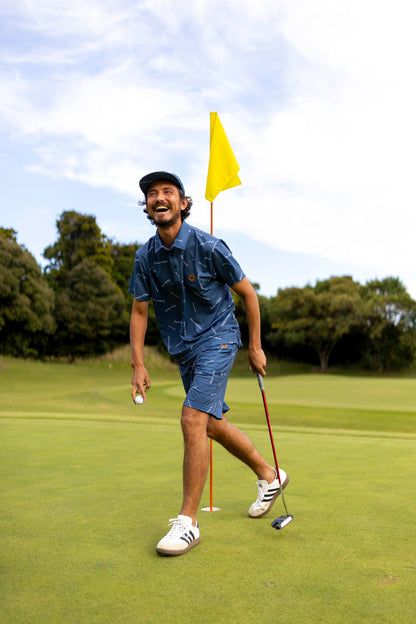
[135,394,144,405]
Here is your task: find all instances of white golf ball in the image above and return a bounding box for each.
[135,395,144,405]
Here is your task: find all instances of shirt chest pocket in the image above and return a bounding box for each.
[184,270,218,298]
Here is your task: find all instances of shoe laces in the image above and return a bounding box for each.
[166,517,188,538]
[253,472,278,501]
[252,479,268,500]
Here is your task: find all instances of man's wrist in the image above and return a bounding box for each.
[131,361,145,368]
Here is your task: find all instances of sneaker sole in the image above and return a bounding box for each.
[156,537,200,556]
[249,473,290,519]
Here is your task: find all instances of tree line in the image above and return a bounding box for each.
[1,211,415,371]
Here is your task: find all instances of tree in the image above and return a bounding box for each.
[267,276,363,371]
[0,231,55,357]
[110,241,139,295]
[110,240,138,317]
[53,259,129,358]
[43,211,114,290]
[0,227,18,243]
[361,277,416,371]
[111,240,164,349]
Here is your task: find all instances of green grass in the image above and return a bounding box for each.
[1,354,416,624]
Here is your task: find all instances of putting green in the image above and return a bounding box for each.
[1,356,415,623]
[1,417,415,624]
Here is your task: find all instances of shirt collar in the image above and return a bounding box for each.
[154,220,191,252]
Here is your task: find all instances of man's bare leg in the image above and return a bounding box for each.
[207,414,275,483]
[179,406,210,524]
[179,408,275,525]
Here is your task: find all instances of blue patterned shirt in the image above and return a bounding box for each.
[129,221,244,356]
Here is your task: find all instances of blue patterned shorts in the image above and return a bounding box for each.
[177,342,239,420]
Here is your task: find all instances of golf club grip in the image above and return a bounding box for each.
[256,371,265,391]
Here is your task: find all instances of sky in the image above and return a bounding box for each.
[1,0,415,298]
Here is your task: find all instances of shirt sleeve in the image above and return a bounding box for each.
[211,239,246,286]
[128,247,151,301]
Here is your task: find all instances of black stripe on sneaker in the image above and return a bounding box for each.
[263,490,279,501]
[180,531,195,545]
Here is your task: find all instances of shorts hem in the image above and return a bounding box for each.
[183,399,230,420]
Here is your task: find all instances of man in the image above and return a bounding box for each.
[129,171,289,556]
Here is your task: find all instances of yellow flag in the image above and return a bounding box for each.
[205,112,241,202]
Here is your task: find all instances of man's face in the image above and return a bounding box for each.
[146,181,187,228]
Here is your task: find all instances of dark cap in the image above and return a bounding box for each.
[139,171,185,196]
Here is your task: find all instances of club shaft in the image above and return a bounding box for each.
[256,372,290,517]
[260,389,282,484]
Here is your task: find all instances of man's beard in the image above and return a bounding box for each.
[154,210,182,229]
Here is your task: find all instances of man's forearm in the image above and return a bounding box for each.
[130,300,148,366]
[244,291,262,350]
[130,299,151,401]
[231,277,267,375]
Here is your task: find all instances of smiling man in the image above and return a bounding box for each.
[129,171,289,556]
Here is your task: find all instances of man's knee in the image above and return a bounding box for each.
[181,406,209,437]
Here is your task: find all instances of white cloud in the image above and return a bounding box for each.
[1,0,415,297]
[213,0,416,293]
[1,0,130,40]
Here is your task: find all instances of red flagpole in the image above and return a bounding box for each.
[210,201,214,511]
[205,112,241,514]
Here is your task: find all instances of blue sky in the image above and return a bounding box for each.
[1,0,415,298]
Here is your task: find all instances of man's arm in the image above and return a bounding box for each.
[130,298,152,402]
[231,276,267,376]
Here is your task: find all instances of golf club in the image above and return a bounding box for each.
[256,371,293,530]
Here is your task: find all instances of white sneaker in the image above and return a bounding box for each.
[156,515,200,556]
[248,468,289,518]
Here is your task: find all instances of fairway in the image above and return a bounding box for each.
[1,356,415,624]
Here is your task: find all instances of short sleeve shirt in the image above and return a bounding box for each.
[128,221,244,356]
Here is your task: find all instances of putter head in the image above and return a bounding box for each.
[271,514,293,530]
